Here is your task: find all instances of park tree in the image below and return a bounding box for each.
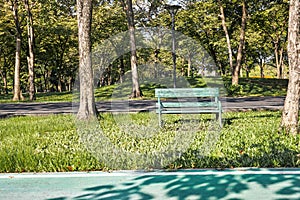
[232,0,247,85]
[11,0,24,101]
[0,2,15,94]
[176,1,225,74]
[0,0,295,97]
[252,0,289,79]
[92,2,128,84]
[218,0,233,76]
[35,0,78,92]
[76,0,97,120]
[23,0,35,100]
[121,0,142,98]
[281,0,300,135]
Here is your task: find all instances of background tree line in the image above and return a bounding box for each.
[0,0,290,97]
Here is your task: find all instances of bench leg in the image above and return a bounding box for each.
[216,112,222,128]
[159,112,162,127]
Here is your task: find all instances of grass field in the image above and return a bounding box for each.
[0,111,299,172]
[0,77,288,103]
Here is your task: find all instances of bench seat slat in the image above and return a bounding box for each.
[155,88,219,98]
[157,102,219,108]
[157,110,220,114]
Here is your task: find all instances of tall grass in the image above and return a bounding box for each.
[0,115,103,172]
[0,111,299,172]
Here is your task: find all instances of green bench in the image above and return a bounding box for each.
[155,88,222,127]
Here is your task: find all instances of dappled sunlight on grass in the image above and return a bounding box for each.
[223,77,288,97]
[0,91,74,103]
[94,85,116,101]
[0,111,299,172]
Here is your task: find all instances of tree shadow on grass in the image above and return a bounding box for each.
[222,111,282,126]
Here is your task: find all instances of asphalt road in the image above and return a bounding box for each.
[0,96,286,118]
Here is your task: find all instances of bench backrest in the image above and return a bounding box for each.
[155,88,220,98]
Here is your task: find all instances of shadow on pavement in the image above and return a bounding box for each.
[44,167,300,200]
[46,169,300,200]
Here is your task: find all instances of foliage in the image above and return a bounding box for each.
[0,0,291,96]
[225,83,244,96]
[0,111,299,172]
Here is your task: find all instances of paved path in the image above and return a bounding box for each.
[0,96,285,118]
[1,168,300,200]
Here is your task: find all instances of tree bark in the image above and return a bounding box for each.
[2,71,8,94]
[218,0,233,76]
[24,0,35,101]
[274,30,287,79]
[1,57,8,94]
[76,0,97,120]
[122,0,142,98]
[12,0,24,101]
[274,41,285,79]
[281,0,300,135]
[260,58,265,78]
[119,55,125,83]
[278,46,285,78]
[232,0,247,85]
[187,55,192,77]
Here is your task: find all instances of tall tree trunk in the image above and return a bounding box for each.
[181,58,185,76]
[12,0,24,101]
[245,67,249,78]
[187,55,192,77]
[278,46,285,78]
[232,0,247,85]
[24,0,35,100]
[260,59,265,78]
[76,0,97,120]
[274,41,280,78]
[122,0,141,98]
[154,49,160,78]
[57,77,62,92]
[218,0,233,75]
[274,41,284,79]
[281,0,300,135]
[119,55,125,83]
[68,76,72,92]
[1,57,8,94]
[2,71,8,94]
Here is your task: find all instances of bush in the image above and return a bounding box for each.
[225,84,244,96]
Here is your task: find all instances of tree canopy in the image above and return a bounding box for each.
[0,0,290,95]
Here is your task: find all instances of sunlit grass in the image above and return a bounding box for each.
[0,115,103,172]
[223,77,288,97]
[0,111,299,172]
[0,92,74,103]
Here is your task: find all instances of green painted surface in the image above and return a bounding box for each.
[155,88,219,98]
[159,102,218,108]
[1,169,300,200]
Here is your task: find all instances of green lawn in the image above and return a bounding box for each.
[0,111,299,172]
[0,77,288,103]
[225,77,288,97]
